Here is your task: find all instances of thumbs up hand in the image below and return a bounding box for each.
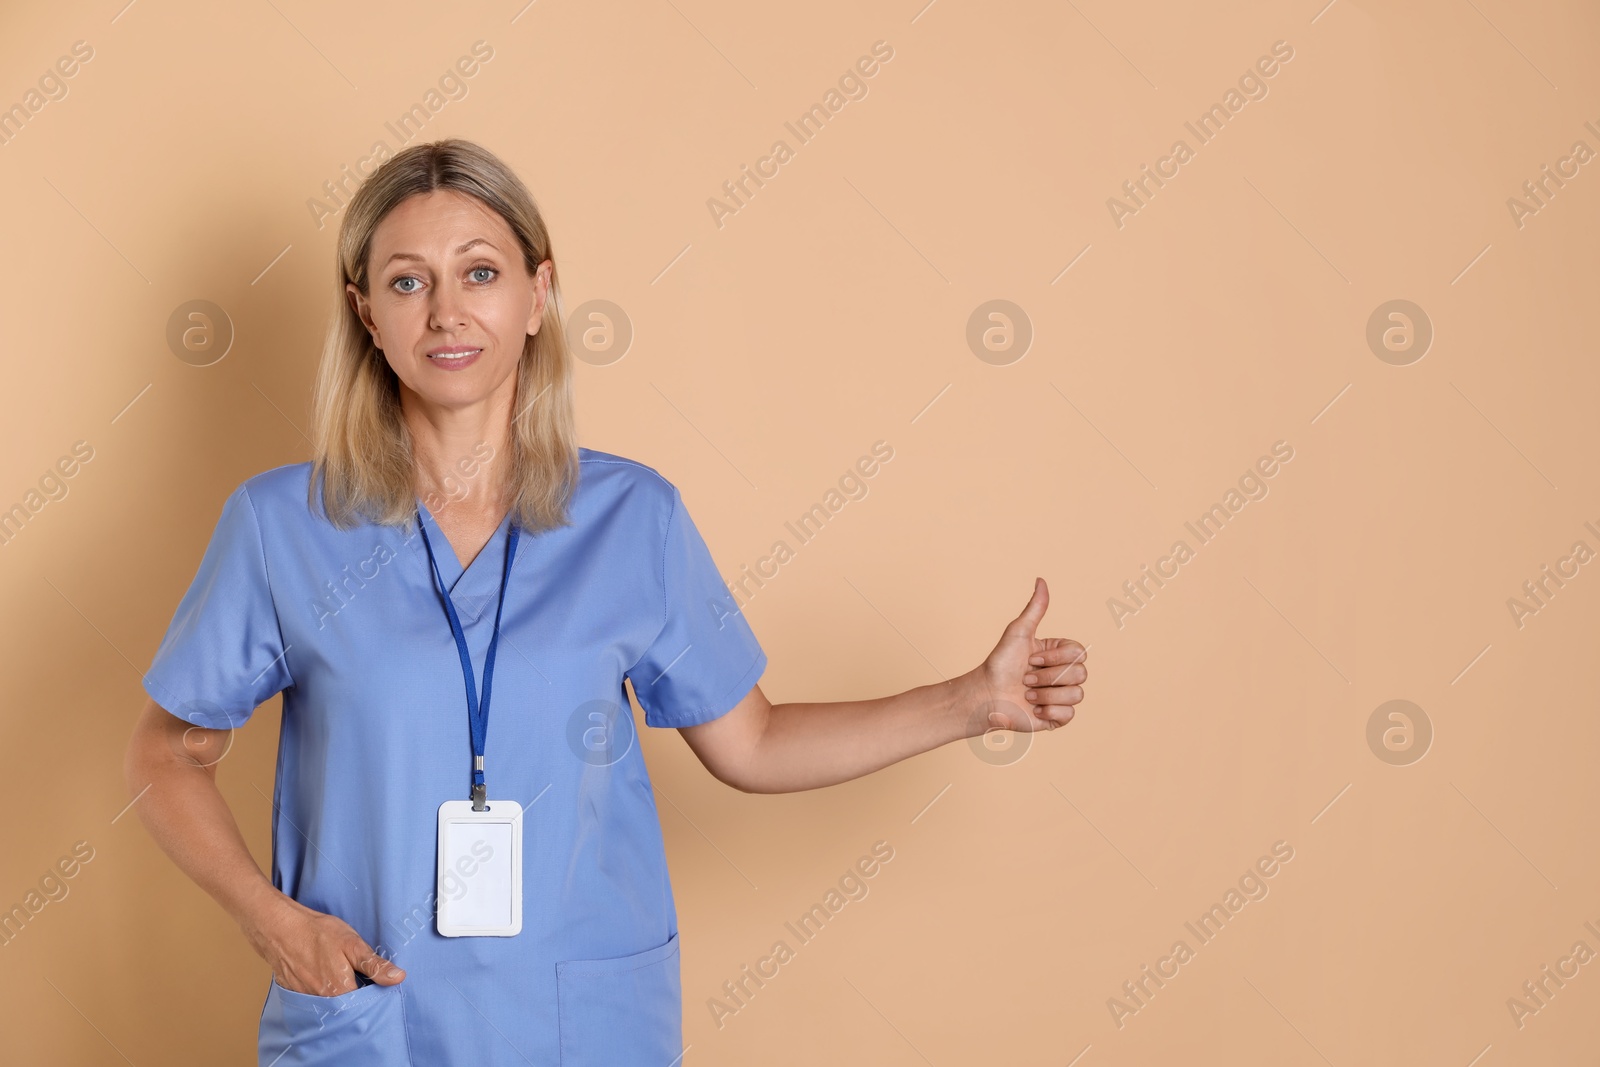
[972,578,1087,733]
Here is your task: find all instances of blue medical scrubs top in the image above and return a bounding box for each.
[141,447,767,1066]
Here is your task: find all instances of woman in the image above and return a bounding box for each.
[124,138,1087,1066]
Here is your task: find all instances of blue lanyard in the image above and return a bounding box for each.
[417,509,521,811]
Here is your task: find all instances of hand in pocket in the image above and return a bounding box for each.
[253,896,406,997]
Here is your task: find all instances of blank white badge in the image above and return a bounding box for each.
[436,799,523,937]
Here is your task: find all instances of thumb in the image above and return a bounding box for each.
[351,940,405,986]
[1007,577,1048,638]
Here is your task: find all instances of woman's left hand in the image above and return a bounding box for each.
[970,578,1087,732]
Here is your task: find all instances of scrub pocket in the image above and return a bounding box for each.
[556,931,683,1066]
[258,977,412,1066]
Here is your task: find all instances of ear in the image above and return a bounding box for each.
[526,260,552,337]
[346,282,381,348]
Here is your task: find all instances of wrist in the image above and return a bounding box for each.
[235,882,300,954]
[943,667,989,740]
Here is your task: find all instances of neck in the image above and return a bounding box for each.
[400,383,514,513]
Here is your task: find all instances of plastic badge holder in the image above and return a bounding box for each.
[436,798,523,937]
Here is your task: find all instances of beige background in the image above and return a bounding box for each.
[1,0,1596,1062]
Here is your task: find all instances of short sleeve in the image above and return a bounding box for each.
[142,484,293,730]
[627,486,766,729]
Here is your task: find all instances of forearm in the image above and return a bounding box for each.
[738,669,985,794]
[125,744,296,947]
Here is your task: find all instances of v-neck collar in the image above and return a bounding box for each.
[414,499,518,613]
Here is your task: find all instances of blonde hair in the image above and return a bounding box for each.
[307,138,578,535]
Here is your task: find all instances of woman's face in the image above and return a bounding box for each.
[347,189,551,417]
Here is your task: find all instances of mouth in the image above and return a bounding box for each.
[426,347,483,369]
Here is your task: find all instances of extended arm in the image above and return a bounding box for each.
[679,578,1087,794]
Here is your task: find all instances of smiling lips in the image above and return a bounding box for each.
[426,346,483,369]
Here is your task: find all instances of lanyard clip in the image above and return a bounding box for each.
[472,755,487,811]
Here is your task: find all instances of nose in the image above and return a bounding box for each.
[428,280,468,331]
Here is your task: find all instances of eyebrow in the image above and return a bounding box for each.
[383,238,500,266]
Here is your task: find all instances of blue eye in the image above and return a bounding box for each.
[390,265,495,294]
